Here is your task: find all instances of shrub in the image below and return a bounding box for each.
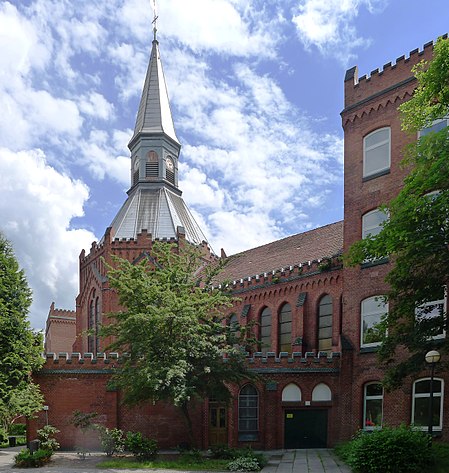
[97,426,125,456]
[0,427,7,444]
[9,423,26,436]
[14,448,52,467]
[345,425,433,473]
[210,443,237,459]
[37,425,60,453]
[180,448,204,463]
[227,456,261,471]
[124,431,158,461]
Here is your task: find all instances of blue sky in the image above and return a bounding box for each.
[0,0,448,330]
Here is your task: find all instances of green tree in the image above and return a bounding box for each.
[346,37,449,389]
[0,233,44,431]
[101,241,254,442]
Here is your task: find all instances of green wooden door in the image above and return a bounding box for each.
[284,409,328,448]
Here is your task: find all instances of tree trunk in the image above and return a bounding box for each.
[179,401,194,448]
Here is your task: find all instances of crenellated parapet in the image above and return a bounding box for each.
[214,254,342,294]
[41,350,341,374]
[343,36,447,112]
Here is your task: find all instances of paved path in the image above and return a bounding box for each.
[0,447,351,472]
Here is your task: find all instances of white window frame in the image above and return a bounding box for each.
[362,208,389,240]
[363,382,383,430]
[363,127,391,178]
[412,378,444,431]
[361,296,388,348]
[418,116,449,138]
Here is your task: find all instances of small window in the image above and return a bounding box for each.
[362,209,388,239]
[238,385,258,440]
[282,383,301,402]
[361,296,388,347]
[419,117,449,138]
[363,127,391,178]
[278,303,292,353]
[412,378,444,431]
[318,295,333,351]
[260,307,271,354]
[364,382,383,429]
[312,383,332,401]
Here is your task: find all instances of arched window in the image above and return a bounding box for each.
[88,296,95,353]
[278,303,292,353]
[318,295,333,351]
[364,382,383,429]
[412,378,444,431]
[361,296,388,347]
[362,209,388,239]
[238,385,258,440]
[363,127,390,178]
[282,383,301,402]
[260,307,271,354]
[95,297,100,353]
[146,151,159,179]
[312,383,332,401]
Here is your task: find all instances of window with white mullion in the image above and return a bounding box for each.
[412,378,444,431]
[363,127,391,178]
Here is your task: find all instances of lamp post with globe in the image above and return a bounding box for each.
[425,350,441,436]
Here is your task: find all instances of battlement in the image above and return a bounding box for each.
[47,302,75,320]
[344,35,447,109]
[213,254,342,293]
[41,351,341,372]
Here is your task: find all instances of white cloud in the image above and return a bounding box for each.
[0,148,96,329]
[292,0,387,63]
[78,92,115,120]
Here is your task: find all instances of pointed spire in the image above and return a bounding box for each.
[129,23,180,148]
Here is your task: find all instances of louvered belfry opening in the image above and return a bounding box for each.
[146,151,159,179]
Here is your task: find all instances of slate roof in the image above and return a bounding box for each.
[217,221,343,283]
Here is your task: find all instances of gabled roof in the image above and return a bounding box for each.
[217,221,343,283]
[130,39,180,147]
[109,186,208,245]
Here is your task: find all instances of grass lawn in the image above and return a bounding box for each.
[97,456,230,470]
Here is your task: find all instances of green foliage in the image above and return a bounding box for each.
[101,242,255,438]
[70,410,97,430]
[343,426,432,473]
[346,37,449,388]
[14,448,52,467]
[9,423,26,435]
[37,424,60,452]
[180,448,204,463]
[124,431,158,461]
[227,456,262,472]
[210,443,237,459]
[0,427,7,443]
[97,426,124,456]
[0,234,44,431]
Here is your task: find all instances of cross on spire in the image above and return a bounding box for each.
[152,0,158,41]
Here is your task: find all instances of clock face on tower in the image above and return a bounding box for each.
[166,158,174,172]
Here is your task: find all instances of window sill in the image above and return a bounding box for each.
[238,433,259,442]
[361,257,389,269]
[360,346,379,354]
[362,168,390,182]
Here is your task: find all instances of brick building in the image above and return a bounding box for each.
[34,35,449,450]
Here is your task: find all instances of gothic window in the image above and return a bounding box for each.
[412,378,444,431]
[146,151,159,179]
[260,307,271,354]
[95,297,100,353]
[88,296,95,353]
[238,384,258,440]
[363,127,390,178]
[364,382,383,429]
[278,303,292,353]
[318,295,333,351]
[361,296,388,347]
[312,383,332,401]
[282,383,301,402]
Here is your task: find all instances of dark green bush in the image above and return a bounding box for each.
[210,443,237,459]
[345,426,433,473]
[124,431,158,461]
[14,448,52,467]
[9,423,26,436]
[180,448,204,463]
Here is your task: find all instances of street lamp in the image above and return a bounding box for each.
[425,350,441,436]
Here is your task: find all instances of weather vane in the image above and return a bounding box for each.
[152,0,158,41]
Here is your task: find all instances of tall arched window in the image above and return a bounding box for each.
[88,295,95,353]
[238,384,258,440]
[318,295,333,351]
[95,297,100,353]
[364,382,383,429]
[278,303,292,353]
[260,307,271,354]
[412,378,444,431]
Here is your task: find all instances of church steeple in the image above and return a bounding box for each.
[106,22,210,249]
